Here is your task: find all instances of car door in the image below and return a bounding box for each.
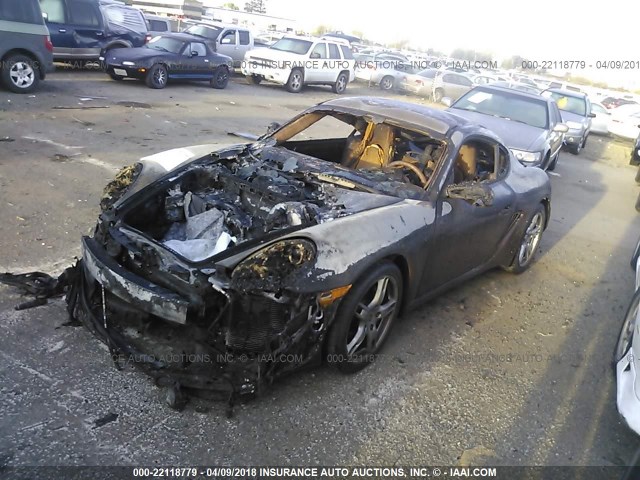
[591,103,610,133]
[421,138,516,292]
[307,42,328,82]
[179,41,209,77]
[548,102,564,158]
[236,29,251,67]
[40,0,71,58]
[65,0,104,60]
[216,29,238,65]
[450,73,473,100]
[327,42,343,82]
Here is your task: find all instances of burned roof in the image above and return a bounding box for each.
[315,97,470,136]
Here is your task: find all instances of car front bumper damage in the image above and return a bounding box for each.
[59,236,340,412]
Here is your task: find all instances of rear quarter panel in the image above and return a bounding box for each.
[0,27,54,75]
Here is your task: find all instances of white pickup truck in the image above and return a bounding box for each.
[242,35,355,93]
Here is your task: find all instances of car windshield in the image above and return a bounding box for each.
[542,92,587,116]
[453,89,549,129]
[185,25,222,41]
[145,36,184,54]
[271,38,313,54]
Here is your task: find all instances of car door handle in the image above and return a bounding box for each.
[59,28,67,33]
[500,205,512,214]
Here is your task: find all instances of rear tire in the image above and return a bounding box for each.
[210,66,229,89]
[1,54,39,93]
[326,262,403,373]
[379,75,394,90]
[504,204,546,274]
[332,71,348,94]
[285,68,303,93]
[145,64,168,89]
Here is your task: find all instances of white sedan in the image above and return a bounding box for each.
[616,236,640,435]
[609,104,640,140]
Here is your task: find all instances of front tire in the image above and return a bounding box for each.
[547,152,558,171]
[285,68,303,93]
[326,262,403,373]
[1,54,39,93]
[332,71,348,94]
[505,204,546,274]
[245,74,262,85]
[569,138,583,155]
[145,64,168,89]
[210,66,229,89]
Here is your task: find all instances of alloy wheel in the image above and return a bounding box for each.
[346,275,399,355]
[9,62,35,89]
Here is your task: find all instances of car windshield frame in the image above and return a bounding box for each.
[145,36,185,54]
[452,88,550,129]
[542,91,587,117]
[185,25,222,41]
[270,38,313,55]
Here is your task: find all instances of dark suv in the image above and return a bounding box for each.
[39,0,149,62]
[0,0,54,93]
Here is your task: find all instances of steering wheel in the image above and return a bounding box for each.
[387,160,429,188]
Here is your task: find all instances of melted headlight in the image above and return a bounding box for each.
[231,239,316,292]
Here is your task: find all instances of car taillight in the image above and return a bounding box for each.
[45,36,54,52]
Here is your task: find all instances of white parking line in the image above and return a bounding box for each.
[22,136,84,150]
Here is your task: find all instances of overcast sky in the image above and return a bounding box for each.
[265,0,639,87]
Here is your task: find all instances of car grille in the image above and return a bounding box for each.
[247,56,277,68]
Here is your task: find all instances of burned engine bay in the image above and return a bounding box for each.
[117,144,427,261]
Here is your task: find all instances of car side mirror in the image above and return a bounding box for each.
[446,183,494,206]
[266,122,281,135]
[553,123,569,133]
[441,97,453,107]
[190,51,199,57]
[310,52,321,59]
[588,112,596,118]
[42,12,48,20]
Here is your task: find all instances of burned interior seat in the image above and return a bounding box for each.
[454,144,477,183]
[341,123,396,170]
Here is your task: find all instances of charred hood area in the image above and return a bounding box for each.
[101,144,414,265]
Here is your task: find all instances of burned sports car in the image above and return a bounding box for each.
[13,97,552,408]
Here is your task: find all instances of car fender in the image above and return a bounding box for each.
[217,200,437,294]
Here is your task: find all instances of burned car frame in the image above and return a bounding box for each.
[4,97,551,410]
